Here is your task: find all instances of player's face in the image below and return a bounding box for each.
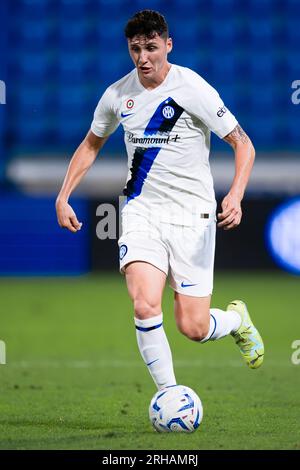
[128,33,172,83]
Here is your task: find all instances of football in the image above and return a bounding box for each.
[149,384,203,432]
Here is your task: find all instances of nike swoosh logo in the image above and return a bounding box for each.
[146,359,159,366]
[181,282,198,288]
[121,112,134,118]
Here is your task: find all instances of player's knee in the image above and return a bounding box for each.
[134,299,161,320]
[177,317,210,342]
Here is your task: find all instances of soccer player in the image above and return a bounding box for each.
[56,10,264,390]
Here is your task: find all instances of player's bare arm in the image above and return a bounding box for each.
[56,130,108,233]
[217,124,255,231]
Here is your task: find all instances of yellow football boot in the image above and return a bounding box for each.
[227,300,264,369]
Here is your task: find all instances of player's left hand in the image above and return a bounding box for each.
[217,193,242,230]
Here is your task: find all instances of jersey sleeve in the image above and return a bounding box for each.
[91,86,120,137]
[184,70,238,139]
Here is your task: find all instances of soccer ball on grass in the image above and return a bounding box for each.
[149,384,203,432]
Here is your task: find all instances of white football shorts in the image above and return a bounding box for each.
[118,212,216,297]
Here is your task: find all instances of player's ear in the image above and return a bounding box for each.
[166,37,173,54]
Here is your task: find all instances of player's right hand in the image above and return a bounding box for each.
[55,200,82,233]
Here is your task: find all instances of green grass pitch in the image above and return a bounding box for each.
[0,271,300,450]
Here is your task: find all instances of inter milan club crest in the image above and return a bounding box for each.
[162,105,175,119]
[126,99,134,109]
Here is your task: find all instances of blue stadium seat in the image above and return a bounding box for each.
[211,54,237,84]
[14,117,49,144]
[60,0,89,16]
[96,54,130,85]
[286,19,300,45]
[210,19,237,47]
[16,87,48,111]
[58,19,93,48]
[170,18,201,46]
[285,54,298,76]
[248,116,276,145]
[58,84,91,111]
[19,19,53,43]
[217,84,237,110]
[58,52,93,83]
[249,19,273,49]
[209,0,235,22]
[4,0,299,153]
[172,51,200,71]
[284,0,300,16]
[249,89,275,114]
[289,120,299,146]
[18,0,52,21]
[248,0,274,15]
[172,0,200,9]
[133,0,162,9]
[17,52,52,81]
[96,17,125,42]
[57,118,89,142]
[99,0,128,6]
[248,54,274,81]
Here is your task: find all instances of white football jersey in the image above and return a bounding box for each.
[91,64,237,225]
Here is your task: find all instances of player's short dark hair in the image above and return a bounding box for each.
[125,10,169,40]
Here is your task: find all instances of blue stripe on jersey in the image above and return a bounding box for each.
[123,97,184,202]
[144,97,171,136]
[124,147,161,202]
[144,97,184,136]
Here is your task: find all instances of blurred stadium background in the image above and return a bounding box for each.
[0,0,299,274]
[0,0,300,450]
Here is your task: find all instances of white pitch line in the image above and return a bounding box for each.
[6,359,293,369]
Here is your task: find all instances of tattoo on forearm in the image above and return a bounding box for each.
[224,124,249,145]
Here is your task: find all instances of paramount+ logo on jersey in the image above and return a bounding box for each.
[126,131,180,146]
